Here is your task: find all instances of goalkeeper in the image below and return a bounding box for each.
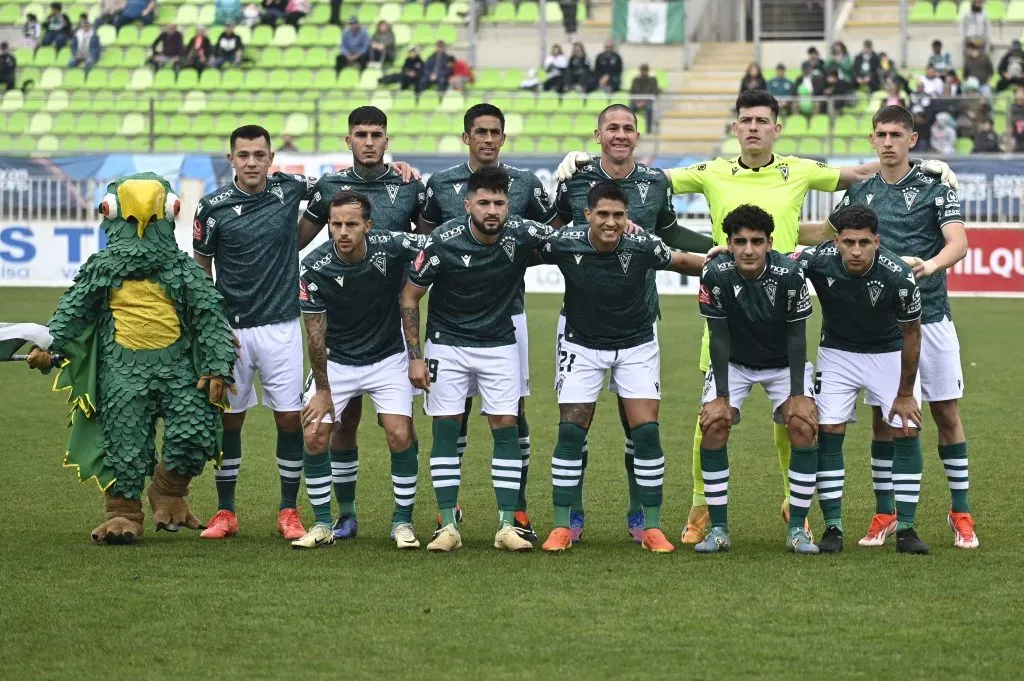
[554,89,958,543]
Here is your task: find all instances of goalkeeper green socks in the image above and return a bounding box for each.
[817,431,845,531]
[551,422,586,528]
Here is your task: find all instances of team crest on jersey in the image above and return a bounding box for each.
[232,205,242,216]
[372,253,387,276]
[902,187,919,210]
[385,184,400,204]
[763,280,777,305]
[573,253,583,265]
[502,238,516,262]
[618,252,631,273]
[461,254,472,267]
[636,181,650,203]
[867,281,884,306]
[270,185,285,203]
[453,183,464,195]
[778,166,790,182]
[866,194,874,205]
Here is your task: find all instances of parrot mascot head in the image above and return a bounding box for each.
[96,172,182,267]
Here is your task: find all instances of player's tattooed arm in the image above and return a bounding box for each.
[400,282,427,360]
[558,403,596,430]
[304,312,330,392]
[891,318,923,435]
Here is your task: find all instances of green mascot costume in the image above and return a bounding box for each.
[28,172,236,544]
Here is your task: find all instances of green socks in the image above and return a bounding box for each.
[787,445,818,531]
[329,446,358,517]
[215,428,242,512]
[939,442,970,513]
[517,413,531,512]
[631,423,664,530]
[573,437,588,514]
[492,425,522,517]
[277,429,303,511]
[700,445,729,529]
[430,418,462,521]
[302,447,333,526]
[871,440,896,515]
[893,435,923,531]
[390,442,418,524]
[552,422,586,528]
[623,417,642,515]
[817,431,845,531]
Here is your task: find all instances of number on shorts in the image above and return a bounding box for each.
[559,350,577,373]
[813,371,822,395]
[427,359,439,383]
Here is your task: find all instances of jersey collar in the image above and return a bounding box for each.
[350,164,393,182]
[878,164,917,187]
[232,176,268,196]
[334,238,368,265]
[586,229,621,253]
[736,154,776,172]
[597,159,637,180]
[840,252,878,277]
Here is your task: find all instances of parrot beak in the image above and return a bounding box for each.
[116,179,167,239]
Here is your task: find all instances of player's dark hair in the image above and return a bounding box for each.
[735,89,780,120]
[230,124,271,150]
[463,103,505,134]
[872,104,914,131]
[467,165,510,195]
[722,204,775,238]
[587,181,629,209]
[348,106,388,131]
[832,205,879,234]
[597,103,637,129]
[328,190,372,222]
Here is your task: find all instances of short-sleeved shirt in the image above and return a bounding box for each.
[303,166,427,233]
[540,228,673,350]
[299,231,426,366]
[699,250,812,369]
[408,216,554,347]
[793,241,921,353]
[193,172,317,329]
[669,155,841,252]
[422,162,557,315]
[830,165,963,324]
[555,160,678,318]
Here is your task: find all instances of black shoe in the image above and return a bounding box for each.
[513,512,538,542]
[896,528,930,554]
[818,525,844,553]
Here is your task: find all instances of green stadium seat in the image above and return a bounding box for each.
[197,5,215,24]
[34,47,57,68]
[139,25,161,45]
[548,113,573,135]
[120,112,147,136]
[379,3,401,22]
[1,91,23,114]
[196,68,219,89]
[848,138,873,156]
[583,93,610,113]
[393,91,417,111]
[933,1,958,21]
[176,69,200,90]
[108,70,130,89]
[296,25,320,47]
[37,67,63,90]
[425,3,446,22]
[544,2,562,22]
[251,25,274,46]
[956,137,973,155]
[28,112,52,135]
[273,25,297,47]
[167,113,190,135]
[392,23,411,45]
[805,114,829,137]
[129,68,154,90]
[61,69,85,90]
[561,98,586,114]
[182,90,207,112]
[986,0,1007,22]
[516,2,538,22]
[178,136,199,152]
[154,136,176,153]
[782,115,807,135]
[199,136,223,153]
[508,136,534,154]
[1008,0,1024,21]
[318,25,342,47]
[339,69,360,89]
[98,113,121,134]
[358,68,381,90]
[437,135,462,153]
[438,91,465,112]
[128,137,152,153]
[12,135,35,154]
[276,46,300,67]
[436,25,456,44]
[6,111,29,133]
[401,2,425,23]
[284,113,310,135]
[266,68,289,90]
[489,2,515,22]
[82,136,106,152]
[358,4,379,23]
[45,91,69,112]
[833,114,859,137]
[192,113,214,134]
[424,115,449,134]
[244,70,268,91]
[220,69,244,90]
[500,69,524,90]
[96,24,117,47]
[370,92,393,110]
[411,136,436,153]
[473,68,501,90]
[60,136,83,153]
[411,25,433,45]
[153,68,176,89]
[909,0,933,22]
[535,95,560,113]
[388,135,413,153]
[774,138,797,154]
[291,70,314,90]
[504,95,532,113]
[503,113,524,136]
[799,138,823,155]
[536,137,560,154]
[175,5,199,24]
[0,5,20,22]
[309,4,331,23]
[404,113,427,134]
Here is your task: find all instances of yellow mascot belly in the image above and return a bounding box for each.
[108,279,181,350]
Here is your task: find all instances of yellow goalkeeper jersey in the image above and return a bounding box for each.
[669,154,841,252]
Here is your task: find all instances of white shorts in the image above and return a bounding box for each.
[228,318,304,413]
[424,340,521,417]
[554,313,658,395]
[815,347,921,429]
[920,318,963,402]
[557,338,661,404]
[701,362,815,424]
[302,352,413,422]
[468,313,529,400]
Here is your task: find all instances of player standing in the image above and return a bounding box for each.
[400,166,553,552]
[192,125,318,540]
[795,205,929,554]
[292,191,426,550]
[693,205,818,554]
[823,105,976,549]
[538,182,707,553]
[297,106,428,541]
[552,104,713,544]
[418,103,558,541]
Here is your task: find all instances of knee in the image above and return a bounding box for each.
[386,422,413,452]
[787,421,815,448]
[702,420,729,447]
[274,411,301,432]
[930,401,960,431]
[303,425,330,454]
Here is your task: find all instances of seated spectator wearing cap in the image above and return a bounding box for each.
[40,3,72,51]
[928,40,954,76]
[398,46,423,90]
[68,18,100,74]
[0,42,16,91]
[997,40,1024,92]
[853,39,880,91]
[114,0,155,29]
[629,63,660,132]
[823,67,854,112]
[212,23,243,68]
[336,16,370,74]
[961,0,990,50]
[419,39,452,94]
[149,22,183,71]
[181,25,212,73]
[739,62,766,94]
[930,111,957,155]
[767,63,794,98]
[963,39,993,97]
[594,40,623,93]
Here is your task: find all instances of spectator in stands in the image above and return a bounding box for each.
[213,23,244,68]
[826,41,852,81]
[794,61,824,114]
[961,0,990,50]
[215,0,242,25]
[446,54,474,90]
[930,111,957,155]
[23,14,40,49]
[876,51,908,94]
[541,43,568,92]
[150,22,183,71]
[369,20,396,68]
[559,0,579,43]
[94,0,125,28]
[40,3,72,51]
[853,39,880,91]
[956,77,989,139]
[0,43,15,91]
[972,118,1000,153]
[1010,86,1024,150]
[67,18,100,75]
[114,0,155,29]
[259,0,287,27]
[76,12,89,29]
[963,38,993,97]
[629,62,660,132]
[823,67,854,112]
[767,62,794,99]
[996,40,1024,92]
[280,134,298,151]
[181,25,212,72]
[419,40,452,93]
[910,79,933,115]
[920,65,945,98]
[882,77,907,108]
[801,47,823,79]
[336,16,371,74]
[912,108,931,152]
[398,45,423,90]
[283,0,309,28]
[242,2,260,27]
[928,40,953,76]
[566,42,592,92]
[594,40,622,93]
[740,62,766,93]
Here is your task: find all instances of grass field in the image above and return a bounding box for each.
[1,288,1022,681]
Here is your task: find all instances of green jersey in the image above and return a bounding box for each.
[299,231,426,365]
[699,251,812,369]
[408,216,554,347]
[794,241,922,353]
[540,228,673,350]
[303,165,427,233]
[422,162,557,315]
[193,172,316,329]
[554,159,678,318]
[831,165,963,324]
